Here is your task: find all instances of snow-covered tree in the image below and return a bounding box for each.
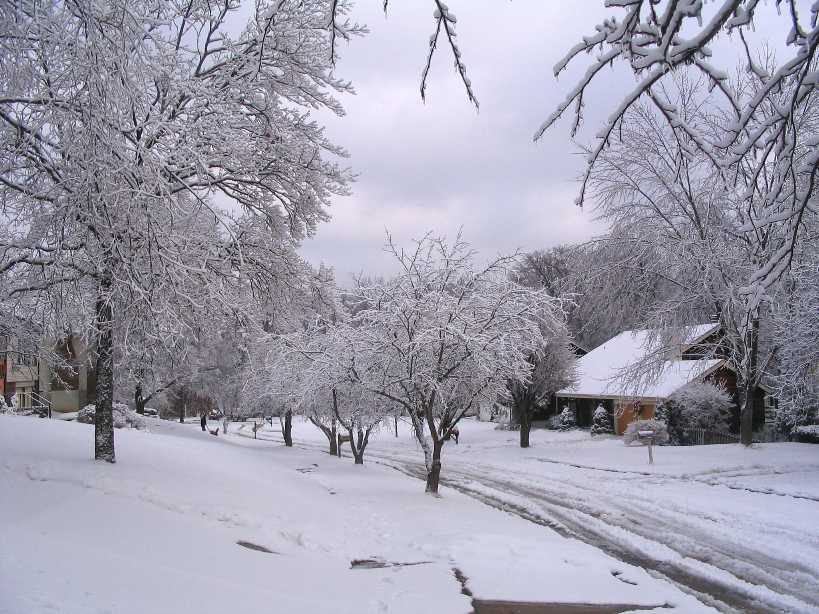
[245,333,306,447]
[539,1,819,299]
[165,384,215,424]
[347,233,566,493]
[312,326,392,464]
[400,1,818,371]
[241,259,345,447]
[591,404,613,437]
[582,68,819,444]
[770,245,819,435]
[271,320,389,464]
[0,0,358,461]
[507,329,576,448]
[557,406,576,431]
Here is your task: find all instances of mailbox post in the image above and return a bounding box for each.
[638,429,657,464]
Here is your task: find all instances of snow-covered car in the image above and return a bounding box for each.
[142,407,159,417]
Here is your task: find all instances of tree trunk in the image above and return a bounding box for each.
[425,439,444,494]
[352,448,364,464]
[352,427,365,464]
[179,401,185,424]
[310,417,337,455]
[519,404,531,448]
[134,382,145,415]
[94,284,115,463]
[740,318,759,446]
[394,415,399,437]
[326,421,338,455]
[283,409,293,447]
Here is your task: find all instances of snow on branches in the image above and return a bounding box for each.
[539,0,819,296]
[346,232,566,493]
[249,232,568,491]
[390,2,817,301]
[377,0,478,107]
[0,0,357,461]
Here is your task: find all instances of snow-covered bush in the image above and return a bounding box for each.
[656,383,734,445]
[793,425,819,444]
[0,395,11,415]
[77,403,146,430]
[773,382,818,437]
[653,403,677,444]
[623,420,669,446]
[590,404,613,436]
[76,404,95,424]
[558,406,576,431]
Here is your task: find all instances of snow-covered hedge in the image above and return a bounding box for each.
[623,420,669,446]
[793,425,819,444]
[656,382,734,445]
[77,403,147,430]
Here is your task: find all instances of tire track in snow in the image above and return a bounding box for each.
[362,450,818,614]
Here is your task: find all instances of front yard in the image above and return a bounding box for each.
[2,415,817,613]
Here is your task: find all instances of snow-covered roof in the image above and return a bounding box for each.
[557,324,723,400]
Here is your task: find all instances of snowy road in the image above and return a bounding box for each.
[372,454,819,614]
[244,421,819,614]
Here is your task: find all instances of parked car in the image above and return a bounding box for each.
[208,410,224,420]
[142,407,159,417]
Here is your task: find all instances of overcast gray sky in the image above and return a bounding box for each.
[298,1,790,281]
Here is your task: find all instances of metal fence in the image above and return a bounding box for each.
[684,428,740,445]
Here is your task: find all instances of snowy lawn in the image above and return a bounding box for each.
[0,415,716,614]
[275,418,819,612]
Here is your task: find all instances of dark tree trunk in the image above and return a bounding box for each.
[520,404,532,448]
[329,427,338,456]
[134,382,145,415]
[319,418,338,455]
[283,410,293,447]
[179,402,185,424]
[352,427,365,464]
[310,417,337,455]
[94,284,115,463]
[740,318,759,446]
[425,439,444,494]
[511,393,533,448]
[394,415,399,437]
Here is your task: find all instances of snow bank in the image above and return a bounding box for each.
[76,402,147,430]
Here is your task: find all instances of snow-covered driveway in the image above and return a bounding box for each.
[258,419,819,613]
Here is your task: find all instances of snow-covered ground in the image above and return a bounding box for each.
[1,415,817,613]
[256,418,819,613]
